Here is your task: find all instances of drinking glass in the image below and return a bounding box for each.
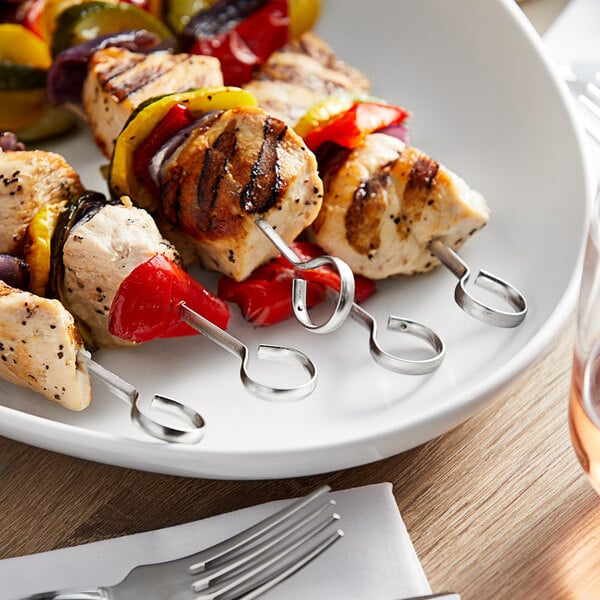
[569,185,600,494]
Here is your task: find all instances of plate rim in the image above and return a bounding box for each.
[0,0,593,478]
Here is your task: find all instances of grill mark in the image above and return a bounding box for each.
[240,116,287,214]
[97,54,146,87]
[160,112,225,233]
[406,156,439,192]
[254,62,347,96]
[345,161,395,255]
[196,120,239,228]
[160,165,183,226]
[110,55,190,102]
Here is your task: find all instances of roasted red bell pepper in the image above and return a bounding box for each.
[218,241,376,326]
[132,102,194,202]
[303,102,410,152]
[184,0,290,86]
[21,0,45,38]
[109,253,230,343]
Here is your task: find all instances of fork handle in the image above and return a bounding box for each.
[20,588,109,599]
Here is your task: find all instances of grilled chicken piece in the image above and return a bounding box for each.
[0,149,84,256]
[0,280,91,410]
[244,31,371,127]
[160,106,323,281]
[311,133,490,279]
[61,198,180,347]
[83,48,223,158]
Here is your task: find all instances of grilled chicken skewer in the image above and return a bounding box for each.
[108,87,355,332]
[243,34,527,326]
[241,30,489,277]
[23,185,319,400]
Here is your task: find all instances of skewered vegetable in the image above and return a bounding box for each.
[0,23,76,140]
[0,254,30,290]
[50,0,173,56]
[180,0,320,85]
[297,99,410,153]
[218,241,375,326]
[47,29,169,109]
[181,0,289,86]
[109,252,230,342]
[23,201,65,295]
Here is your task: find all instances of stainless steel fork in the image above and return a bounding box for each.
[19,486,342,600]
[557,59,600,143]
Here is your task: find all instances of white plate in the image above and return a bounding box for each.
[0,0,592,478]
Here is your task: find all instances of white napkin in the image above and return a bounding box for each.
[0,483,431,599]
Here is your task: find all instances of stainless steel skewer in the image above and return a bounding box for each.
[349,302,445,375]
[77,350,206,444]
[255,218,354,334]
[257,218,444,373]
[179,303,317,402]
[323,289,445,375]
[429,239,528,328]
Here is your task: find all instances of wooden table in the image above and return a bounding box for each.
[3,2,599,599]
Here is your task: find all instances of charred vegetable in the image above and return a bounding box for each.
[181,0,320,85]
[0,254,31,291]
[0,23,76,141]
[218,241,376,326]
[47,29,170,108]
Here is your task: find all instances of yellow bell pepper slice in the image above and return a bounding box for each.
[294,93,357,138]
[289,0,321,40]
[109,86,258,211]
[24,201,66,297]
[0,24,52,68]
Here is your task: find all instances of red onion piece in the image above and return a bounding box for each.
[378,122,411,145]
[47,30,174,107]
[0,254,30,290]
[148,113,219,186]
[0,132,25,151]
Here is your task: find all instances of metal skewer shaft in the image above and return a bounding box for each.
[429,239,527,328]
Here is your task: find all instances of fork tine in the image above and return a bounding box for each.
[188,485,331,573]
[191,501,338,589]
[192,519,344,599]
[234,529,343,600]
[563,69,600,145]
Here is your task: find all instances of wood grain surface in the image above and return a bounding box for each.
[2,318,599,599]
[3,2,598,599]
